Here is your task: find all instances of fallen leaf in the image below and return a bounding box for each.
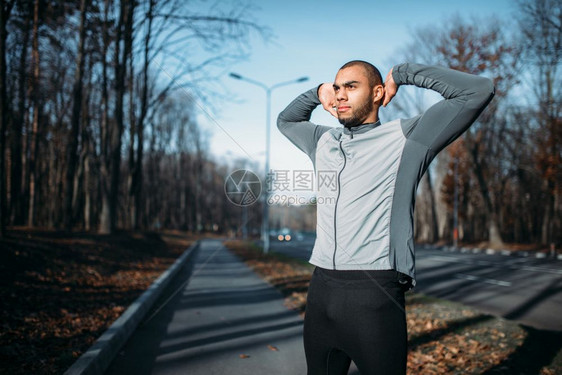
[267,345,279,351]
[239,354,250,359]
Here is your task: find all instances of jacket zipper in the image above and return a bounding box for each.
[333,138,347,269]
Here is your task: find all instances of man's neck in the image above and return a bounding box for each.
[346,116,380,129]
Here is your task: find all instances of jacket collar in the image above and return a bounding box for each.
[342,120,381,135]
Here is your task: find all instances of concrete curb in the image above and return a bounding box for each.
[64,241,200,375]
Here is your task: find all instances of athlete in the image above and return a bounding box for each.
[277,61,494,374]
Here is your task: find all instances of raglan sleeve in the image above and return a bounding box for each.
[392,63,495,156]
[277,87,332,162]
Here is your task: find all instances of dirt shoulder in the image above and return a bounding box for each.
[224,239,562,375]
[0,228,196,375]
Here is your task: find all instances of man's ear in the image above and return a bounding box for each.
[373,85,384,105]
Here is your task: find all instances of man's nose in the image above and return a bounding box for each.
[336,89,347,101]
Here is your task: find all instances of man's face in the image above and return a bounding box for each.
[333,66,378,128]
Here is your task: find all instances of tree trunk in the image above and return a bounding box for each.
[27,0,40,228]
[10,3,29,226]
[0,0,13,237]
[467,136,505,248]
[72,100,90,229]
[83,78,93,232]
[63,0,89,230]
[98,0,111,234]
[130,0,153,230]
[423,168,439,243]
[84,143,91,231]
[194,152,203,233]
[106,0,134,232]
[541,180,554,245]
[127,52,136,230]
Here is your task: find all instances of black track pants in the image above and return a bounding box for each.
[303,267,409,375]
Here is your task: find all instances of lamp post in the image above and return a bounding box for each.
[229,73,309,254]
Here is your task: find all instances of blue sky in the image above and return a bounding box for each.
[194,0,517,176]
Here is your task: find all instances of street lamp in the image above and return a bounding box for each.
[229,73,309,254]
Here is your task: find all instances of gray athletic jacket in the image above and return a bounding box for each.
[277,63,494,284]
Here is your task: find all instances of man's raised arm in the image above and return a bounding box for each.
[387,63,495,156]
[277,88,332,163]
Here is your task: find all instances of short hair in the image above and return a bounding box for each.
[339,60,383,88]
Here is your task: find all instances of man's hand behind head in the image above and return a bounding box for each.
[318,83,338,118]
[382,68,398,107]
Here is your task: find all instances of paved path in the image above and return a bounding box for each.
[106,239,308,374]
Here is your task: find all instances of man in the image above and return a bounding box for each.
[277,61,494,374]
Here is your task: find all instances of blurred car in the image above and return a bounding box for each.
[273,228,292,241]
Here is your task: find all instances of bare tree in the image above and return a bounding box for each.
[9,0,31,227]
[63,0,89,230]
[128,0,154,230]
[1,0,268,234]
[518,0,562,245]
[398,16,519,247]
[121,0,270,232]
[0,0,15,237]
[97,0,135,234]
[98,0,112,233]
[26,0,41,227]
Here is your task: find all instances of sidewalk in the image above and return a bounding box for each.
[106,239,307,375]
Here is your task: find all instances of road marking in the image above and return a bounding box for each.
[504,257,529,264]
[518,265,562,274]
[455,273,512,287]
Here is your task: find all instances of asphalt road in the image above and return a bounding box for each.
[268,237,562,332]
[106,239,308,375]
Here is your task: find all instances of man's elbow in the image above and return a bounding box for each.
[478,77,495,101]
[277,112,288,132]
[471,76,495,108]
